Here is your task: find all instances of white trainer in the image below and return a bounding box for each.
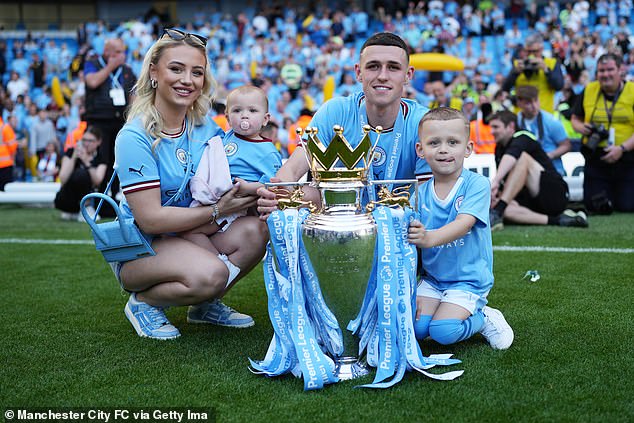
[480,306,514,350]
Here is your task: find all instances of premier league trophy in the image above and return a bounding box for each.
[253,125,460,389]
[293,125,381,380]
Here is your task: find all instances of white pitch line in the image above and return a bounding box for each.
[493,245,634,254]
[0,238,632,253]
[0,238,93,245]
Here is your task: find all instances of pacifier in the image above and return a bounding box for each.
[240,120,251,130]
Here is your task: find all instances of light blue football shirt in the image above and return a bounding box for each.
[416,168,494,297]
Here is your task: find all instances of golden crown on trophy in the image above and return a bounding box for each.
[298,125,382,182]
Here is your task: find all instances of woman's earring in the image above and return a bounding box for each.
[150,79,158,89]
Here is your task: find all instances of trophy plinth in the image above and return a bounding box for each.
[298,125,381,380]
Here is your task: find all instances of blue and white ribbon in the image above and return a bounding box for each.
[249,208,341,390]
[349,206,464,388]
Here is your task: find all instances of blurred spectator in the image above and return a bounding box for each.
[286,108,313,156]
[28,52,46,92]
[502,33,564,113]
[571,53,634,213]
[10,50,30,78]
[488,110,588,230]
[64,120,87,152]
[7,114,27,181]
[515,85,571,175]
[470,102,496,154]
[0,105,18,190]
[211,100,230,132]
[6,71,29,102]
[54,126,107,220]
[429,80,462,111]
[36,140,59,182]
[29,108,55,159]
[83,37,136,202]
[462,96,477,120]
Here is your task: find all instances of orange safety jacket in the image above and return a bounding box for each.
[64,121,87,152]
[470,119,496,154]
[212,114,230,132]
[287,114,313,156]
[0,119,18,168]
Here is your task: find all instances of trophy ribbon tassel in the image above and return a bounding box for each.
[249,208,342,390]
[349,206,465,388]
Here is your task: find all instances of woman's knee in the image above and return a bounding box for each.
[186,261,229,301]
[244,218,269,244]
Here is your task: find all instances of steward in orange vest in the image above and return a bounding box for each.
[0,116,18,190]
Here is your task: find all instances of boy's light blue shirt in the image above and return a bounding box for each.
[416,168,494,297]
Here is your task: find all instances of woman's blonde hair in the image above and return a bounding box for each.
[126,34,216,146]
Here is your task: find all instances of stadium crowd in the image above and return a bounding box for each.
[1,1,633,202]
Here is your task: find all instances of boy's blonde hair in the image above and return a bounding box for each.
[226,85,269,111]
[418,107,470,138]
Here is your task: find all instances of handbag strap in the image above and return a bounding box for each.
[93,137,194,220]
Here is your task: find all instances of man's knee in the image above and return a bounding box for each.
[517,151,535,168]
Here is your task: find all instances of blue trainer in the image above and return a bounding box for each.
[187,299,254,328]
[124,293,181,340]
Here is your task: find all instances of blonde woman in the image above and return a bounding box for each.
[113,29,268,340]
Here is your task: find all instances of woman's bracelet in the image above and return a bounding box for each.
[210,203,220,224]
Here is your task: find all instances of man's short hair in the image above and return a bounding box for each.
[515,85,539,101]
[419,106,470,137]
[597,52,623,67]
[360,32,410,59]
[490,110,518,128]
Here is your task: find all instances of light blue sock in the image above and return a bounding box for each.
[414,314,433,340]
[429,312,485,345]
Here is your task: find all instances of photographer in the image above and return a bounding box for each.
[571,53,634,213]
[54,126,107,220]
[502,33,564,113]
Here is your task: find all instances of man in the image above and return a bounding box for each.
[515,85,571,175]
[429,80,463,111]
[571,53,634,213]
[0,106,17,190]
[257,32,431,215]
[470,102,496,154]
[502,33,564,113]
[488,110,588,231]
[83,38,136,199]
[29,108,56,160]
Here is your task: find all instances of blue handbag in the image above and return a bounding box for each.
[80,142,193,263]
[80,192,155,263]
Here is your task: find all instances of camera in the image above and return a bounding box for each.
[523,58,539,71]
[522,58,539,77]
[585,124,610,151]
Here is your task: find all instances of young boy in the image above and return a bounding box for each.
[408,107,514,350]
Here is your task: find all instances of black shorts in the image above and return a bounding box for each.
[516,170,569,216]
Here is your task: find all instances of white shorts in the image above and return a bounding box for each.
[416,279,488,315]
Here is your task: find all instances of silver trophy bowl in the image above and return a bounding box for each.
[302,180,376,380]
